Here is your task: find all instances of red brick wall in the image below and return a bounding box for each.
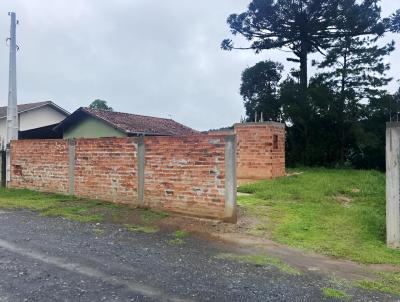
[144,135,226,219]
[235,123,285,181]
[9,140,69,194]
[8,135,233,220]
[74,138,138,204]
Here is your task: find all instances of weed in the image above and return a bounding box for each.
[174,230,189,239]
[357,272,400,296]
[168,230,190,245]
[93,228,106,236]
[322,288,349,299]
[124,224,159,234]
[216,253,301,276]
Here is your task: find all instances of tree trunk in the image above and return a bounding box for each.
[299,40,309,164]
[339,53,348,166]
[299,42,308,98]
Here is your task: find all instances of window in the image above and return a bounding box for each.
[273,135,279,150]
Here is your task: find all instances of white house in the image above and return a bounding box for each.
[0,101,69,145]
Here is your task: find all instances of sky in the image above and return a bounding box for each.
[0,0,398,131]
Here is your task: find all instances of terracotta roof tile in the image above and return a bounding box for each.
[82,107,198,136]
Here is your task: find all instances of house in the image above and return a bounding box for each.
[54,107,198,139]
[0,101,70,143]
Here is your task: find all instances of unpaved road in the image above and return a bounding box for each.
[0,210,396,302]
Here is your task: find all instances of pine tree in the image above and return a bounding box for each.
[240,60,284,122]
[314,34,394,164]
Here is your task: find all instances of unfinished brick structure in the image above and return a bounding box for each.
[9,135,237,221]
[235,122,285,182]
[208,122,286,182]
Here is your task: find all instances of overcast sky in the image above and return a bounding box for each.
[0,0,398,131]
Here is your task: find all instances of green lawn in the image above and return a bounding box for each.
[238,168,400,265]
[0,187,168,227]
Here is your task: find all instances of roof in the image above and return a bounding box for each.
[0,101,70,118]
[54,107,199,136]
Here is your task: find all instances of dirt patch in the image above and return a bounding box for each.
[335,194,352,206]
[147,208,400,283]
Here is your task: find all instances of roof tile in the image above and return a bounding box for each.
[82,107,198,136]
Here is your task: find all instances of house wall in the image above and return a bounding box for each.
[8,135,236,221]
[63,116,126,139]
[19,106,67,132]
[235,123,285,181]
[0,105,68,145]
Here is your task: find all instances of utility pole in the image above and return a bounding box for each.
[6,12,18,145]
[5,12,18,184]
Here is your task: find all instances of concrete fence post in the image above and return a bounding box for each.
[137,136,145,207]
[5,146,10,185]
[224,135,237,223]
[68,139,76,196]
[386,122,400,248]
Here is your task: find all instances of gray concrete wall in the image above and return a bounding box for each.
[386,122,400,248]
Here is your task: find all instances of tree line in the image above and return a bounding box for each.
[223,0,400,170]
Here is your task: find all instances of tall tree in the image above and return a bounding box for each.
[240,60,284,122]
[222,0,386,98]
[314,35,394,164]
[389,9,400,33]
[89,99,113,111]
[222,0,388,164]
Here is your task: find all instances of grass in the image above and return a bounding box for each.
[124,224,159,234]
[168,230,190,245]
[238,168,400,265]
[216,253,301,275]
[322,288,349,299]
[358,272,400,296]
[0,187,169,229]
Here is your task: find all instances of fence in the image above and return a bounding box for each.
[8,135,237,222]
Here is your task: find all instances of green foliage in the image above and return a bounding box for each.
[89,99,113,111]
[168,230,189,245]
[238,168,400,265]
[358,272,400,296]
[216,253,301,275]
[174,230,189,239]
[225,0,398,169]
[124,224,159,234]
[322,288,349,299]
[0,187,168,229]
[240,60,284,122]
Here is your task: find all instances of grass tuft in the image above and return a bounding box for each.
[216,253,301,276]
[0,187,168,233]
[357,272,400,296]
[124,224,159,234]
[168,230,190,245]
[322,288,349,299]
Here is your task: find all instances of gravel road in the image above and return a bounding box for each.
[0,209,396,302]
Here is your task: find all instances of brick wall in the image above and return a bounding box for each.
[8,135,236,221]
[74,138,138,204]
[9,140,69,194]
[234,123,285,181]
[144,135,227,219]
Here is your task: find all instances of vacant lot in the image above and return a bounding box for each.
[2,169,400,297]
[238,168,400,295]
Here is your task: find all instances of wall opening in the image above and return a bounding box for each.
[273,134,279,150]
